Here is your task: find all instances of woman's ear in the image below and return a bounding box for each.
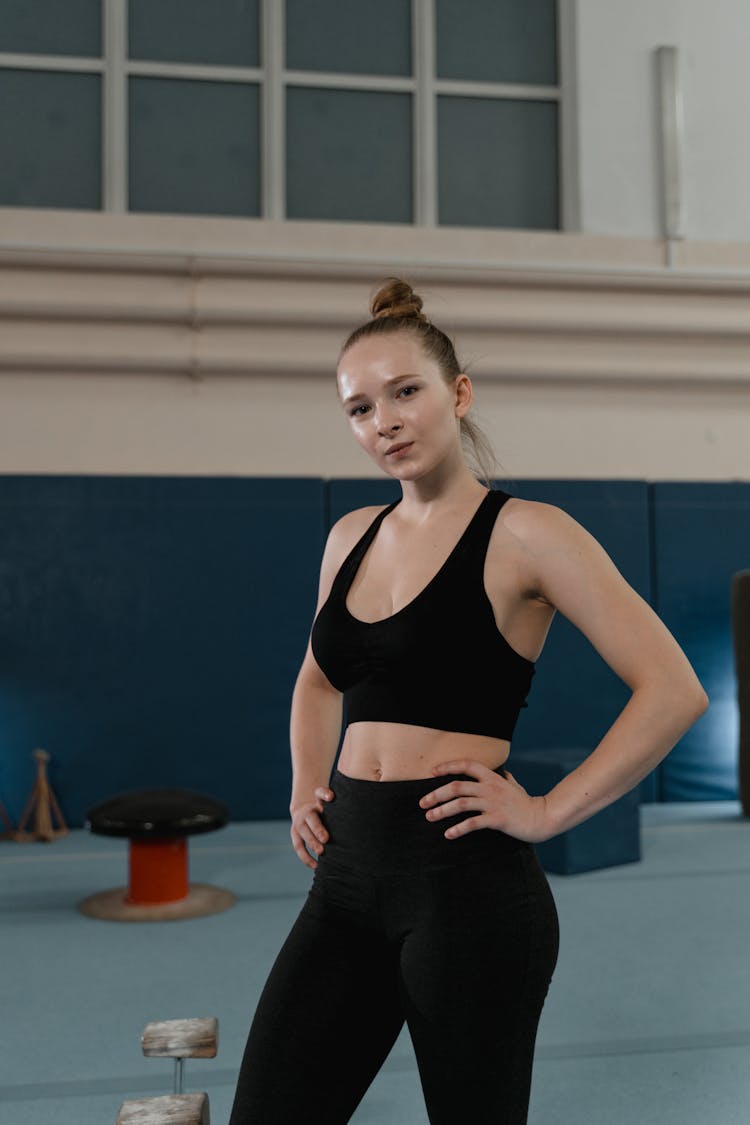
[454,373,473,418]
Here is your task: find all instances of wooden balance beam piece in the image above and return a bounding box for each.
[115,1092,209,1124]
[141,1017,219,1094]
[115,1018,218,1123]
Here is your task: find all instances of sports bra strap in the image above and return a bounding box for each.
[331,498,402,592]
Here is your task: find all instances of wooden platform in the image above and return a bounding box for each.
[141,1017,218,1059]
[78,883,235,922]
[116,1091,209,1124]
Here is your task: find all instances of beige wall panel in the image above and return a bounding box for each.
[1,209,749,481]
[473,384,750,481]
[0,371,747,481]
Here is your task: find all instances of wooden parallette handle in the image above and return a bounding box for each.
[141,1017,219,1059]
[116,1091,209,1124]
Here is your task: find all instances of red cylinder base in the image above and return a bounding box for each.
[127,838,189,905]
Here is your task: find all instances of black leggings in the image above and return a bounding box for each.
[229,766,560,1124]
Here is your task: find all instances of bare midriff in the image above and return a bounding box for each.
[337,721,511,781]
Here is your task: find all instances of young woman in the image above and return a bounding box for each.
[229,278,708,1124]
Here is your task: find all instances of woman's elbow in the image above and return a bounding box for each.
[636,674,709,721]
[692,685,710,717]
[673,678,709,721]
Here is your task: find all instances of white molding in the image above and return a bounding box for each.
[0,52,102,71]
[1,238,749,385]
[433,80,559,100]
[2,235,750,288]
[282,68,415,92]
[126,60,264,83]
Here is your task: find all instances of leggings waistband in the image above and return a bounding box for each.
[319,766,531,876]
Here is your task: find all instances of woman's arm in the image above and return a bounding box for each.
[511,501,709,838]
[289,646,343,814]
[288,504,386,816]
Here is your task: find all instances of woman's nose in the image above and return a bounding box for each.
[376,412,402,435]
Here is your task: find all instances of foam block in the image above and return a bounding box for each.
[509,748,641,875]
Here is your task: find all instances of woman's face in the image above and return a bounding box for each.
[336,333,471,480]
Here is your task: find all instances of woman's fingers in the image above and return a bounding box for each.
[306,811,328,845]
[290,827,315,868]
[291,823,319,868]
[290,799,332,868]
[297,816,324,853]
[420,778,473,810]
[424,794,483,822]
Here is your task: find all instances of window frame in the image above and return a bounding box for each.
[0,0,576,229]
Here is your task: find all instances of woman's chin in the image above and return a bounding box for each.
[381,459,422,480]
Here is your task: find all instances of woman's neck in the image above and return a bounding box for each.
[396,466,487,522]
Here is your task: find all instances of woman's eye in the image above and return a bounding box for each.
[350,404,369,417]
[398,385,418,398]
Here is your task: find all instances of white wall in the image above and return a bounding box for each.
[2,368,748,482]
[575,0,750,241]
[1,209,749,482]
[1,1,750,483]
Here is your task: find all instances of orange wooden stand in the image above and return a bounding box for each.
[128,839,189,905]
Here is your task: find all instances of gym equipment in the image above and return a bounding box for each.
[509,748,641,874]
[115,1092,209,1124]
[79,788,235,921]
[14,749,68,842]
[141,1017,219,1095]
[733,570,750,815]
[115,1016,218,1123]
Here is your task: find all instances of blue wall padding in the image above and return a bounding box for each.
[652,483,750,801]
[0,475,735,824]
[328,478,402,523]
[328,478,657,802]
[505,480,656,801]
[0,476,326,824]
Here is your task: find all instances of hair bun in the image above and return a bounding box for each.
[370,277,427,323]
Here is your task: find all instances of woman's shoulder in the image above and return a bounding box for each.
[333,501,394,530]
[490,492,589,562]
[319,503,392,573]
[494,493,568,539]
[490,492,620,601]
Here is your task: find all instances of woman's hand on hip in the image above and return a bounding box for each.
[290,786,334,869]
[418,760,552,844]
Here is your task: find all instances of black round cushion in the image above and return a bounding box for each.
[86,788,230,839]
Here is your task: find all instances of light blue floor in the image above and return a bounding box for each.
[1,802,749,1124]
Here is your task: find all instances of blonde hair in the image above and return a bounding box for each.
[339,277,501,487]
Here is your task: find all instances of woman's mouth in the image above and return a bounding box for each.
[385,442,414,458]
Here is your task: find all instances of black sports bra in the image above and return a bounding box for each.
[310,488,536,741]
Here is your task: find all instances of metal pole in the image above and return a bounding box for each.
[655,46,686,265]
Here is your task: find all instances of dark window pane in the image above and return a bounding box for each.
[286,0,411,76]
[436,0,557,85]
[0,0,101,56]
[286,87,412,223]
[129,0,259,66]
[438,96,558,229]
[129,78,260,217]
[0,69,101,208]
